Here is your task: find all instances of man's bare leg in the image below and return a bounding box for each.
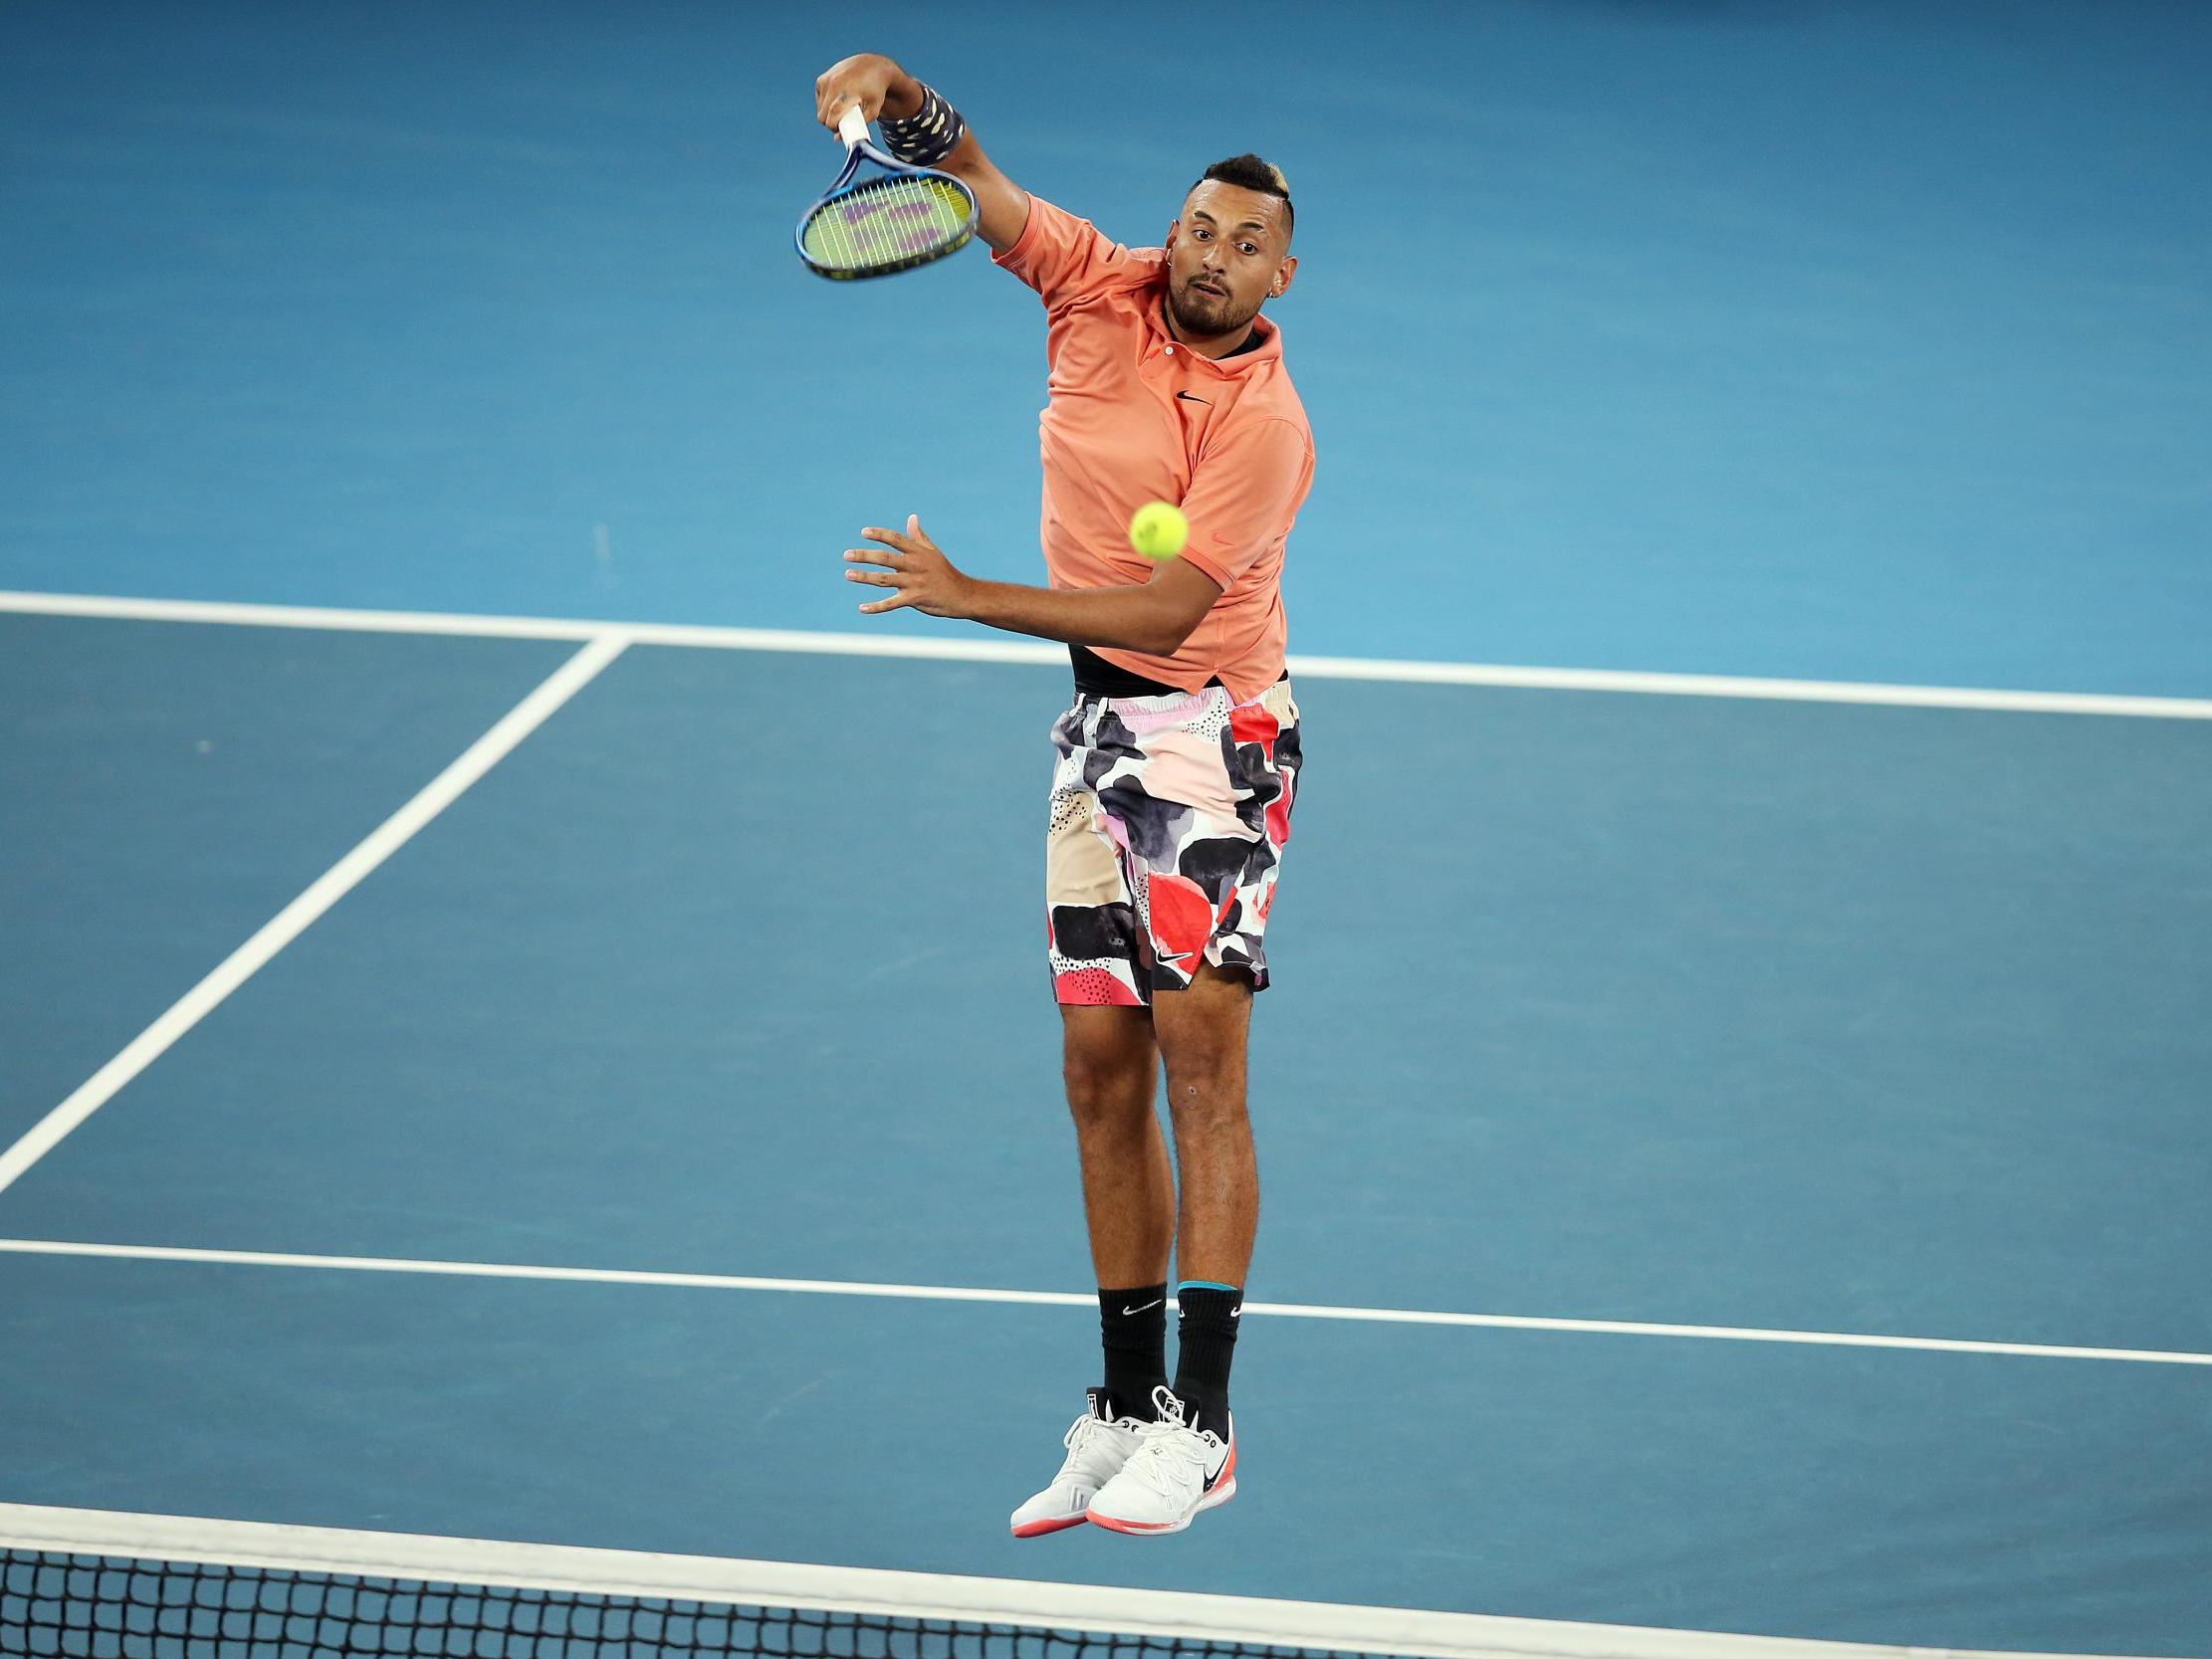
[1060,1002,1175,1420]
[1150,962,1257,1286]
[1060,1004,1174,1286]
[1148,960,1257,1436]
[1008,1004,1171,1538]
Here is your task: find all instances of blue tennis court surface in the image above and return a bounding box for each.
[3,606,2208,1655]
[4,2,2210,1655]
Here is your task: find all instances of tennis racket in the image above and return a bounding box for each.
[795,104,979,280]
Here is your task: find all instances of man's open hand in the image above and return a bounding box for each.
[844,515,976,618]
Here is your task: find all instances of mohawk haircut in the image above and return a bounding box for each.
[1192,153,1293,241]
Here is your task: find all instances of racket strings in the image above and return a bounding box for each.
[802,172,973,276]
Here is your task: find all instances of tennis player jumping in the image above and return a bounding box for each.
[815,54,1311,1539]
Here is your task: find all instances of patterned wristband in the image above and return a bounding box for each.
[879,82,968,168]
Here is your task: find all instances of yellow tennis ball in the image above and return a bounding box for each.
[1128,501,1189,560]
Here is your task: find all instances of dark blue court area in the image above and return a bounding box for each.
[3,2,2209,1656]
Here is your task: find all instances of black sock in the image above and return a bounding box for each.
[1171,1281,1241,1435]
[1098,1284,1169,1420]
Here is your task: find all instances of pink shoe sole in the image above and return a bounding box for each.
[1085,1477,1237,1536]
[1010,1512,1091,1539]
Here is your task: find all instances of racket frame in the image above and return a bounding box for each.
[794,105,980,280]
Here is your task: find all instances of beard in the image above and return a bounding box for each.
[1168,278,1262,338]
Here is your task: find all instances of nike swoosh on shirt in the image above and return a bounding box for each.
[1122,1299,1165,1316]
[1175,391,1211,405]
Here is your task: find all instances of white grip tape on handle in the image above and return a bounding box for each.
[837,104,869,147]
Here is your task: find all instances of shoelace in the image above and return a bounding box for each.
[1054,1411,1133,1482]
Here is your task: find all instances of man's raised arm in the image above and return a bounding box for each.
[813,54,1030,254]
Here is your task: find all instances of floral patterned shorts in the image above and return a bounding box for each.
[1045,678,1301,1005]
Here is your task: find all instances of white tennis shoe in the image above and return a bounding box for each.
[1008,1388,1151,1538]
[1083,1385,1236,1536]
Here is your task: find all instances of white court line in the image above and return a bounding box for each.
[6,587,2210,719]
[0,1504,2143,1659]
[0,634,631,1199]
[0,1238,2203,1367]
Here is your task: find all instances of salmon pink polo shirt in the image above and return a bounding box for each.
[993,195,1314,703]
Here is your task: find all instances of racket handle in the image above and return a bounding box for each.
[837,104,869,147]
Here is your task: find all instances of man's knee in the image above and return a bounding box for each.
[1061,1006,1156,1130]
[1161,1053,1248,1124]
[1158,1025,1242,1091]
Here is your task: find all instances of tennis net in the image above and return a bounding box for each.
[3,1503,2057,1659]
[0,1503,1538,1659]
